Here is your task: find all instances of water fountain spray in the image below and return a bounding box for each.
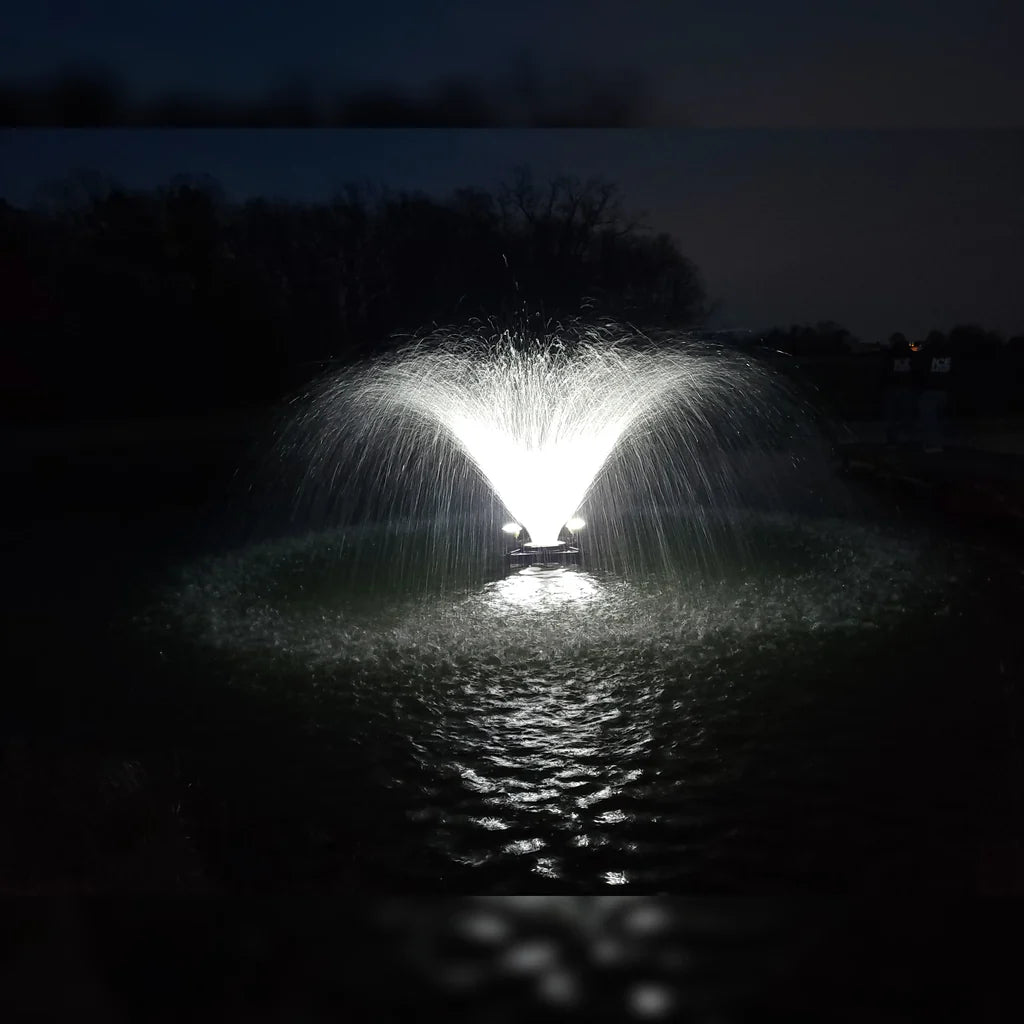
[283,320,795,575]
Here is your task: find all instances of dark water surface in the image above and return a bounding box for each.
[151,517,1021,895]
[6,441,1021,899]
[5,429,1024,1019]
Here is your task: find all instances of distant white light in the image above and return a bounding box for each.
[501,522,521,534]
[565,516,586,532]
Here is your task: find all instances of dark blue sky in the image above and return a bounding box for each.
[3,128,1022,342]
[4,0,1023,126]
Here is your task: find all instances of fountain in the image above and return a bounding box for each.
[276,320,810,582]
[140,318,1006,895]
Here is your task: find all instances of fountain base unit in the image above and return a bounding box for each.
[505,542,582,569]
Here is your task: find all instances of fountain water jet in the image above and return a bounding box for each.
[279,321,815,581]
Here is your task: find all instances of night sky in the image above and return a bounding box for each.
[3,0,1023,126]
[3,1,1022,341]
[2,128,1022,343]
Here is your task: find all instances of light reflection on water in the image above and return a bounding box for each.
[150,514,985,890]
[481,565,606,613]
[438,623,656,883]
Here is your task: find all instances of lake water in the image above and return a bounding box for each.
[103,505,1019,896]
[5,425,1022,1017]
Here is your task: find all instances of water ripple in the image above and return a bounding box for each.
[137,512,990,889]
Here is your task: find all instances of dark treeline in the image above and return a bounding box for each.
[760,322,1024,358]
[759,322,858,357]
[0,65,657,127]
[757,324,1024,420]
[0,167,708,417]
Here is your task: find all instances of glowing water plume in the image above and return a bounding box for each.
[362,338,685,546]
[282,320,803,573]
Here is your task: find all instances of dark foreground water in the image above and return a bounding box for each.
[6,457,1021,897]
[142,511,1023,896]
[4,434,1024,1018]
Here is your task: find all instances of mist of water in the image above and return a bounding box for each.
[275,321,819,580]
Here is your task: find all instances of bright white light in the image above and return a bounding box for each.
[343,327,757,548]
[565,516,586,532]
[486,566,604,610]
[501,522,521,534]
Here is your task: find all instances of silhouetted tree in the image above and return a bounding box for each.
[0,168,708,415]
[494,166,706,323]
[946,324,1003,358]
[760,321,856,357]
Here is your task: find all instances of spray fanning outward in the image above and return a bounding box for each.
[281,320,804,574]
[366,340,709,547]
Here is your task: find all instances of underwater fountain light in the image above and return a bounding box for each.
[565,517,586,533]
[502,523,522,535]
